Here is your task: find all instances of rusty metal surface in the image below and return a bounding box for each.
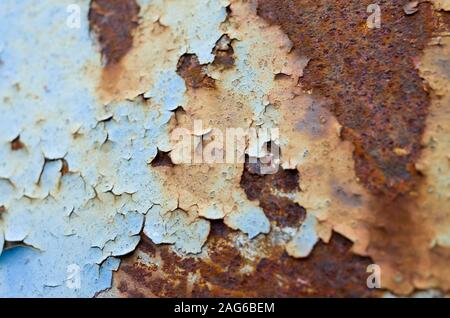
[1,0,450,298]
[112,229,377,298]
[103,0,450,297]
[177,54,217,89]
[258,0,434,197]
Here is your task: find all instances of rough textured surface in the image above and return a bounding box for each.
[89,0,140,65]
[257,0,435,196]
[0,0,449,298]
[103,228,377,298]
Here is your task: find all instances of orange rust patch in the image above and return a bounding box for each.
[60,159,70,176]
[257,0,436,196]
[89,0,140,66]
[10,136,25,151]
[177,54,216,89]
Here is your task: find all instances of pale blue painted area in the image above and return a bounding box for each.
[0,246,117,298]
[0,1,148,297]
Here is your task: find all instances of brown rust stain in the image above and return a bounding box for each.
[60,159,70,176]
[367,194,431,292]
[176,54,216,89]
[260,196,306,229]
[257,0,436,196]
[88,0,140,66]
[212,34,236,69]
[113,224,377,297]
[111,156,376,297]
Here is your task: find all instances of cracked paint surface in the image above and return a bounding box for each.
[0,0,449,297]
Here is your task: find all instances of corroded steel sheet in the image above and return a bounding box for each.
[0,0,449,298]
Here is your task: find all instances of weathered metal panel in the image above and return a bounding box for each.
[0,0,449,297]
